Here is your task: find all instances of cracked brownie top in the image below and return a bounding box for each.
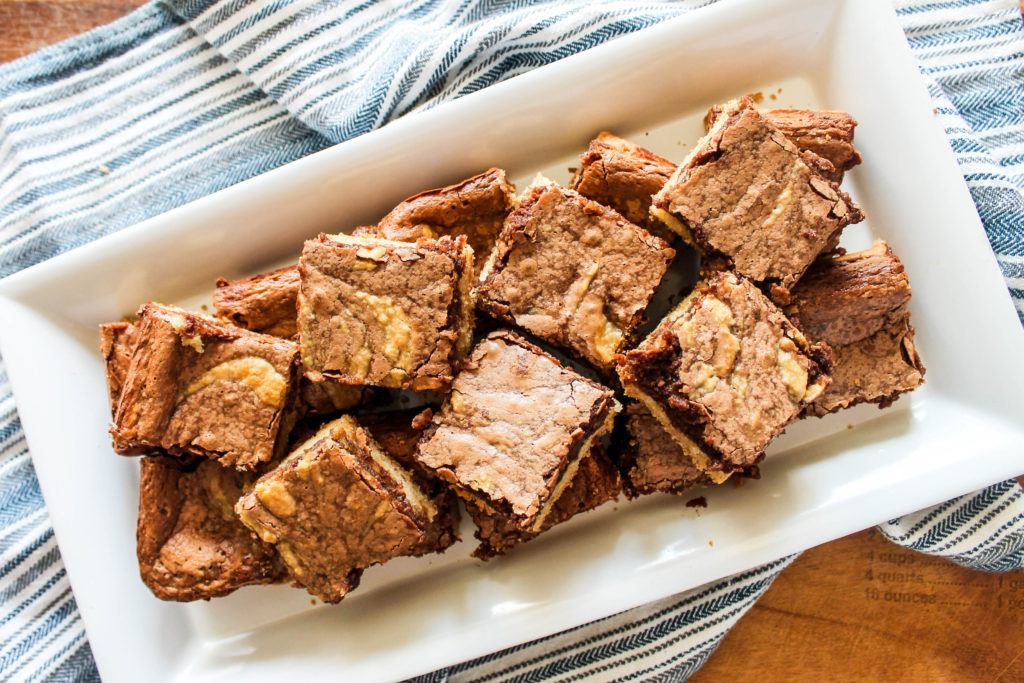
[653,97,863,292]
[297,233,474,391]
[414,331,617,531]
[477,180,674,369]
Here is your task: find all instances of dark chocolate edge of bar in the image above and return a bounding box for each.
[335,420,434,533]
[469,447,621,560]
[435,234,474,387]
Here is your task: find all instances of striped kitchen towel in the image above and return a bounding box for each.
[1,0,1022,680]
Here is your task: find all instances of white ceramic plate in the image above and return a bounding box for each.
[2,0,1023,680]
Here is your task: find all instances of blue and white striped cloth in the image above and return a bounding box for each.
[1,0,1022,680]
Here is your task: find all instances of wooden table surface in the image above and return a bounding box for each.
[3,2,1024,680]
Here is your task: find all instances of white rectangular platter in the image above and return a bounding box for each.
[1,0,1023,680]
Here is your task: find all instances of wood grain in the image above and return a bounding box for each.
[693,527,1024,682]
[2,2,1024,680]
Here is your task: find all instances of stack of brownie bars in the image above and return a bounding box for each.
[100,95,925,604]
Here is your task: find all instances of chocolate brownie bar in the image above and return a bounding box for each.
[805,317,923,415]
[213,265,301,338]
[477,181,674,368]
[235,415,446,603]
[137,456,285,601]
[652,97,864,293]
[705,106,862,184]
[99,321,137,418]
[370,168,515,278]
[787,241,910,346]
[467,446,620,560]
[786,241,925,415]
[111,303,299,470]
[414,331,618,532]
[297,233,474,391]
[619,402,715,496]
[617,272,831,474]
[101,320,157,457]
[569,132,677,243]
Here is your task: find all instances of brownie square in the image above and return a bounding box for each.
[617,272,831,473]
[137,456,285,601]
[652,97,864,292]
[213,265,301,339]
[786,240,911,346]
[99,321,137,418]
[111,303,299,470]
[619,402,715,496]
[705,106,862,184]
[101,320,158,457]
[806,317,923,416]
[369,168,515,278]
[467,446,621,560]
[476,181,675,369]
[414,331,618,532]
[235,415,446,603]
[786,241,925,416]
[297,233,474,391]
[569,132,678,243]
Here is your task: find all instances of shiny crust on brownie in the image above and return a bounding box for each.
[111,303,299,470]
[476,182,674,369]
[414,330,617,531]
[786,240,912,346]
[705,105,862,183]
[297,233,475,391]
[653,97,863,292]
[617,272,832,472]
